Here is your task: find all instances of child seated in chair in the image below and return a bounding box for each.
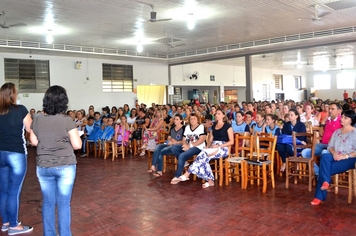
[80,116,95,157]
[114,116,131,147]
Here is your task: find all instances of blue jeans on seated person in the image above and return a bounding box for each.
[315,153,356,201]
[301,143,329,176]
[37,164,76,236]
[0,151,27,227]
[171,144,201,178]
[151,144,174,172]
[277,144,294,163]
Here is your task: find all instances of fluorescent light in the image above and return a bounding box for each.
[46,35,53,44]
[187,13,195,30]
[137,44,143,53]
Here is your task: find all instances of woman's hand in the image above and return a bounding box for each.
[182,143,190,151]
[301,141,307,145]
[333,153,348,161]
[210,144,220,148]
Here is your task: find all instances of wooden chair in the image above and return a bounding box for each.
[243,135,277,193]
[163,154,177,173]
[147,130,168,169]
[225,133,253,188]
[86,139,97,157]
[100,140,115,160]
[112,140,126,161]
[329,168,356,204]
[208,146,232,187]
[285,132,316,192]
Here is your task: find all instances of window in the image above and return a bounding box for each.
[336,73,355,89]
[274,74,283,90]
[262,84,270,100]
[102,64,133,92]
[294,76,302,90]
[4,58,50,93]
[313,74,330,90]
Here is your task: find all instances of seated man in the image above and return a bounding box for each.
[301,102,342,176]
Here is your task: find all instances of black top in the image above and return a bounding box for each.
[0,105,28,154]
[135,115,149,127]
[164,115,171,124]
[212,122,231,142]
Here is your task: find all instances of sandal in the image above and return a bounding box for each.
[311,198,321,206]
[178,175,189,182]
[171,177,181,184]
[202,182,214,188]
[153,172,163,177]
[147,166,156,173]
[139,151,146,156]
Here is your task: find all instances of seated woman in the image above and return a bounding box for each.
[114,116,131,147]
[170,113,206,184]
[115,107,124,124]
[231,111,250,135]
[148,114,185,177]
[277,108,306,172]
[140,109,164,156]
[264,114,281,136]
[178,109,234,188]
[311,109,356,205]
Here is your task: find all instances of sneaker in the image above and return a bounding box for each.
[8,226,33,235]
[80,153,87,158]
[1,224,9,232]
[184,161,190,167]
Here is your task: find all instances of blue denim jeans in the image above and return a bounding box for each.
[171,144,201,178]
[0,151,27,227]
[301,143,329,175]
[151,144,174,172]
[37,164,76,236]
[315,153,356,201]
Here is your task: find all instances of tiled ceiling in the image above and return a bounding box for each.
[0,0,356,67]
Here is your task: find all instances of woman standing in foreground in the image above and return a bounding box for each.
[0,83,33,235]
[30,86,82,236]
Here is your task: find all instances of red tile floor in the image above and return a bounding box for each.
[1,147,356,236]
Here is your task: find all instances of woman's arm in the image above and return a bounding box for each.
[68,128,82,150]
[23,113,32,133]
[150,119,164,131]
[220,127,234,148]
[207,130,213,147]
[29,129,39,146]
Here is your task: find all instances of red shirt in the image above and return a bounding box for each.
[322,115,342,144]
[343,92,349,99]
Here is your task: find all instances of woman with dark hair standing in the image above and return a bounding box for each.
[30,85,82,236]
[311,110,356,205]
[178,109,234,188]
[277,108,306,172]
[0,83,33,235]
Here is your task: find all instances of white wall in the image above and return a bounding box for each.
[306,69,356,100]
[171,62,307,102]
[0,52,168,111]
[170,62,246,86]
[252,67,307,101]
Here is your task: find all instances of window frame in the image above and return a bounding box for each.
[4,58,50,93]
[102,63,133,93]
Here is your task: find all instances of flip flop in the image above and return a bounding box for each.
[178,175,189,182]
[202,182,214,188]
[171,177,181,184]
[153,172,162,177]
[147,167,156,173]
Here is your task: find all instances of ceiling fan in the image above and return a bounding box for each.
[311,4,330,21]
[146,5,172,23]
[0,11,26,29]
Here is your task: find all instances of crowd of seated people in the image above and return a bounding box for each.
[25,95,356,202]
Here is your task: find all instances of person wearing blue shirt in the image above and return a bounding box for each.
[263,114,281,136]
[277,108,306,172]
[231,111,250,134]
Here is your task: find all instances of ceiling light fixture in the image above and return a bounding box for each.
[46,34,53,44]
[187,13,195,30]
[137,43,143,53]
